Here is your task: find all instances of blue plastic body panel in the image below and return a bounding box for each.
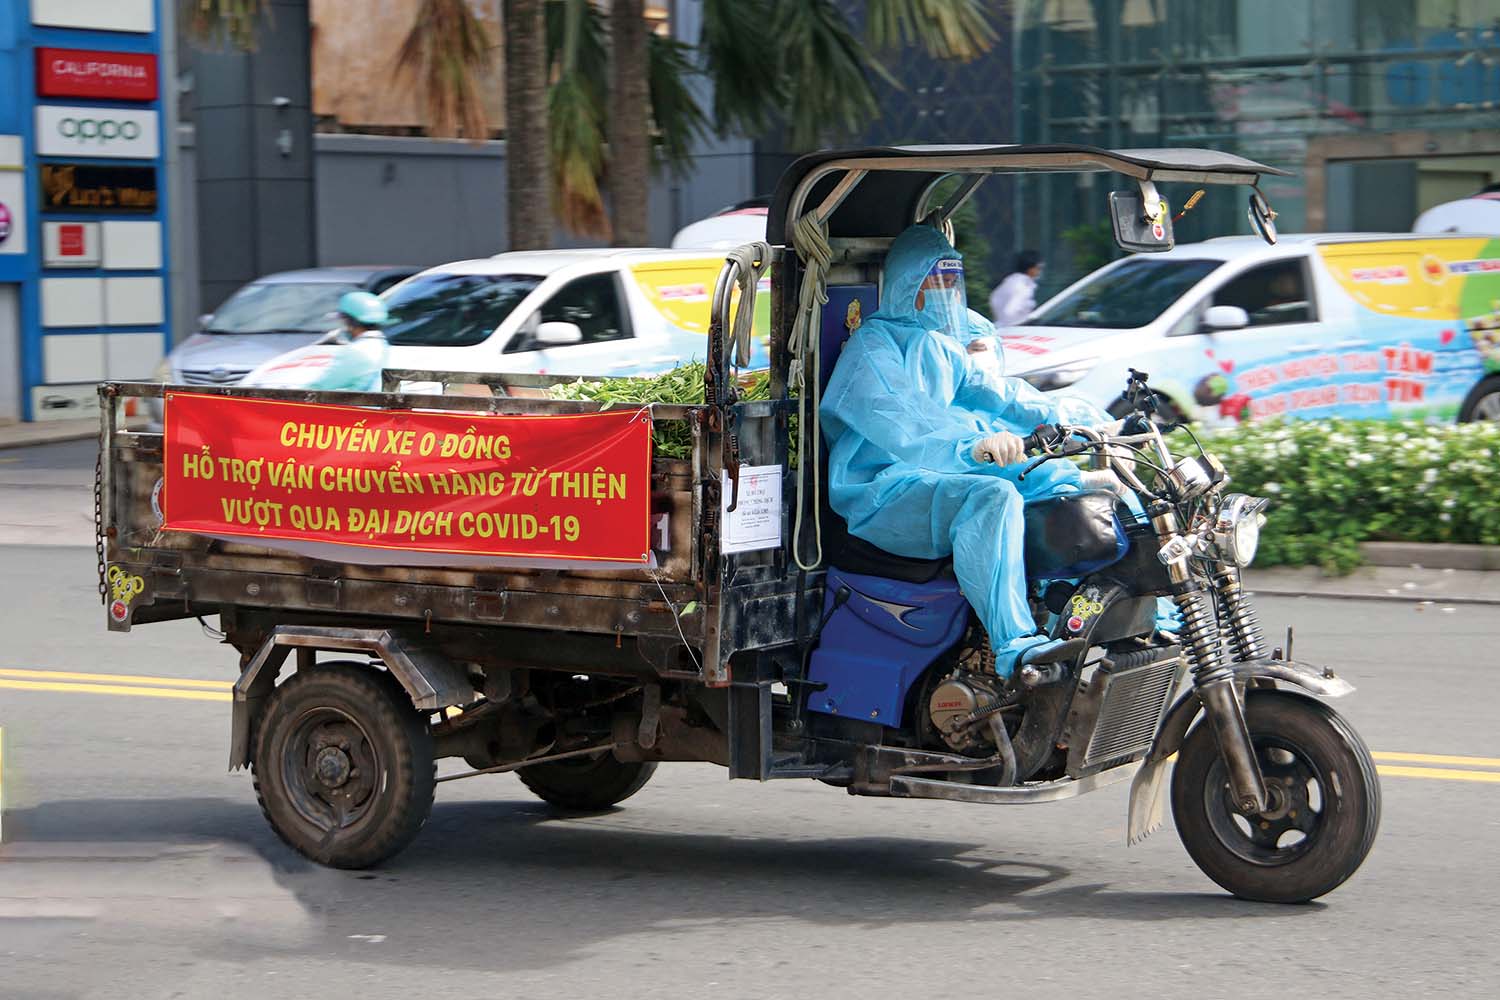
[807,568,970,725]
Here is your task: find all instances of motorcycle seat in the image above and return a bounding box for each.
[829,490,1130,585]
[832,533,955,583]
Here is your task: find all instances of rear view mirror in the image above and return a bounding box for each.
[1248,189,1278,245]
[535,321,583,346]
[1109,190,1174,253]
[1203,305,1250,331]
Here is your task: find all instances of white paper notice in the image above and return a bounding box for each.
[721,464,783,554]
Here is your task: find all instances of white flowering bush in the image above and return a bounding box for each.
[1184,420,1500,573]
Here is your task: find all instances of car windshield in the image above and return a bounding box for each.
[1026,258,1224,329]
[385,273,543,348]
[208,281,359,334]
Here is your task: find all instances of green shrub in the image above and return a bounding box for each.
[547,363,777,459]
[1189,419,1500,573]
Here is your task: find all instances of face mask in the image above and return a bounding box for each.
[916,258,967,340]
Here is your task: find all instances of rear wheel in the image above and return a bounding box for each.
[1459,376,1500,422]
[1171,691,1380,903]
[253,662,435,869]
[518,753,657,811]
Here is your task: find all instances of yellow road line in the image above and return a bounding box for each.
[0,668,230,690]
[1371,751,1500,769]
[0,679,230,702]
[1376,765,1500,784]
[0,673,1499,788]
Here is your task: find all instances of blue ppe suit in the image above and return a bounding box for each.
[820,226,1082,675]
[311,331,389,393]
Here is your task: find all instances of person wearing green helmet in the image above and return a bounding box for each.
[240,290,395,392]
[333,291,392,341]
[308,291,394,392]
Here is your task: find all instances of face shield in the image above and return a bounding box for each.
[916,257,967,339]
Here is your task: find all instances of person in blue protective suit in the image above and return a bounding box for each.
[312,291,393,392]
[820,224,1091,676]
[241,291,393,392]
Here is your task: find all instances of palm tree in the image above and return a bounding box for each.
[187,0,999,246]
[503,0,552,249]
[607,0,651,246]
[393,0,551,249]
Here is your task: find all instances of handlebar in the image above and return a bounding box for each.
[1022,424,1064,456]
[1014,421,1163,498]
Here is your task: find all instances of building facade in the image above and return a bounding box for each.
[1014,0,1500,293]
[0,0,172,423]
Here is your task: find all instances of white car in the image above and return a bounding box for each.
[1001,233,1500,425]
[379,249,770,381]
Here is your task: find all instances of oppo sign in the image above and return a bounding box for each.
[36,106,159,160]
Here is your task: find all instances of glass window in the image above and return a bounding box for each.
[208,281,358,334]
[385,273,543,348]
[1212,259,1315,326]
[507,273,631,353]
[1026,257,1224,329]
[368,273,411,295]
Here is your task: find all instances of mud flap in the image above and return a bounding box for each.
[1126,756,1173,845]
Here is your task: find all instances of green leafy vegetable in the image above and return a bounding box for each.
[547,363,788,461]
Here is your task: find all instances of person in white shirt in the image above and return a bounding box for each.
[988,250,1043,327]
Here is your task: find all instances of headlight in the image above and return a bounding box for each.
[1214,493,1270,567]
[1019,359,1097,391]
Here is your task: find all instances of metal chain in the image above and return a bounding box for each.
[94,446,106,605]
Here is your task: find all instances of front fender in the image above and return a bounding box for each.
[1124,656,1355,844]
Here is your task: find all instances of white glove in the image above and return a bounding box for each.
[972,431,1025,466]
[1079,469,1129,497]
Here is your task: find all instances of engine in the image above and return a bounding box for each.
[927,671,1004,751]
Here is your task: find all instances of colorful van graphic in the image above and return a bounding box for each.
[1001,234,1500,425]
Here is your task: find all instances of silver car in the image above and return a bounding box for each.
[154,266,418,409]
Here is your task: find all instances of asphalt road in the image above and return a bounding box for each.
[2,443,1498,998]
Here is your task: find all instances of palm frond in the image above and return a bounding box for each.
[865,0,998,61]
[395,0,494,140]
[548,1,610,237]
[648,33,709,174]
[699,0,785,137]
[545,0,608,105]
[185,0,271,50]
[776,0,885,148]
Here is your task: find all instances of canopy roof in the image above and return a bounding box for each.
[767,143,1291,244]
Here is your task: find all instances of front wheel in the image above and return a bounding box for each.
[1171,691,1380,903]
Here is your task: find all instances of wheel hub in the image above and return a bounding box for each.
[314,746,353,788]
[1204,736,1324,866]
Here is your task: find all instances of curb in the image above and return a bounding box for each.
[0,420,100,451]
[1359,541,1500,572]
[1247,583,1500,606]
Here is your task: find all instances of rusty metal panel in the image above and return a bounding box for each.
[99,380,813,690]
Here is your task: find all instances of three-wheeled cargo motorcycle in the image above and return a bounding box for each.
[97,144,1379,903]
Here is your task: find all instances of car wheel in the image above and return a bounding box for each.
[1459,376,1500,422]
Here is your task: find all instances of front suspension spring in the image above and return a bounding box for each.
[1173,589,1231,686]
[1213,567,1268,662]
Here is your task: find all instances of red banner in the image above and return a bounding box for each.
[37,48,158,101]
[162,393,652,564]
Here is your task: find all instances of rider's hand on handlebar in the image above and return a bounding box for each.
[972,431,1026,467]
